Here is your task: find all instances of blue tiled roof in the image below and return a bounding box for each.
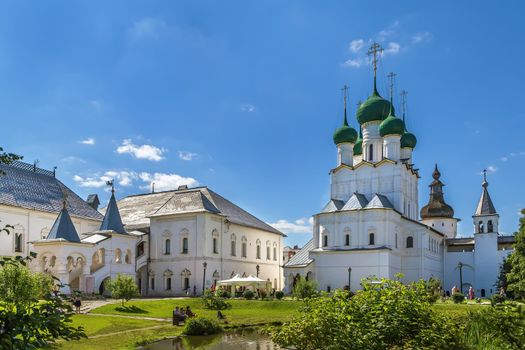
[284,239,314,267]
[47,206,81,242]
[100,192,126,234]
[0,161,103,221]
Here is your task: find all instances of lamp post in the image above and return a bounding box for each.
[347,267,352,291]
[202,261,207,294]
[256,264,260,277]
[457,262,463,294]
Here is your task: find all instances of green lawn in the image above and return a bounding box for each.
[69,314,168,336]
[92,298,302,326]
[432,302,488,317]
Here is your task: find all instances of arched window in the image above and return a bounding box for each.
[165,239,171,255]
[345,234,350,246]
[266,246,271,260]
[150,277,155,290]
[406,236,414,248]
[231,234,237,256]
[182,237,188,254]
[13,225,24,253]
[368,144,374,161]
[125,250,132,264]
[273,243,277,261]
[164,269,173,290]
[166,277,172,290]
[478,221,484,233]
[212,229,219,254]
[256,239,261,259]
[115,248,122,263]
[395,233,398,248]
[181,269,191,291]
[323,235,328,247]
[241,237,247,258]
[369,233,375,245]
[137,242,145,257]
[487,220,494,233]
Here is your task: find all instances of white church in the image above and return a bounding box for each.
[283,44,515,297]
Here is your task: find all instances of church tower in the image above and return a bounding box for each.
[420,165,459,238]
[333,85,358,166]
[473,170,498,234]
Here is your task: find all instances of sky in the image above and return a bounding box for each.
[1,1,524,247]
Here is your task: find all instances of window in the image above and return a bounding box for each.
[165,239,171,255]
[213,238,218,254]
[242,241,247,258]
[488,220,493,233]
[166,277,172,290]
[115,248,122,263]
[137,242,145,257]
[256,243,261,259]
[230,234,237,256]
[323,235,328,247]
[395,233,398,248]
[406,236,414,248]
[478,221,484,233]
[14,233,23,253]
[368,144,373,161]
[369,233,375,245]
[183,277,190,291]
[273,247,277,261]
[182,237,188,254]
[266,246,271,260]
[231,240,236,256]
[151,277,155,290]
[345,234,350,246]
[125,250,132,264]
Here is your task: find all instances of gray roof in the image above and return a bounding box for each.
[321,199,344,213]
[107,187,283,235]
[365,194,394,209]
[99,192,126,234]
[498,235,516,244]
[284,239,314,267]
[342,193,369,210]
[475,181,497,216]
[0,161,103,221]
[46,205,81,242]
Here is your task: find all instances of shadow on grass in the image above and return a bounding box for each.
[115,305,149,314]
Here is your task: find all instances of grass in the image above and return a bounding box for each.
[68,314,168,336]
[432,301,487,317]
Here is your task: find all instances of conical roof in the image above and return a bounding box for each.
[100,189,127,234]
[47,201,81,242]
[474,173,497,216]
[420,165,454,219]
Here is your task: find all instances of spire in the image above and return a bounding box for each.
[475,170,497,215]
[400,90,408,124]
[367,42,384,94]
[387,72,397,115]
[420,164,454,219]
[47,196,81,242]
[100,180,127,234]
[342,85,349,126]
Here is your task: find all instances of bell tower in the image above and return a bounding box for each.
[473,170,499,234]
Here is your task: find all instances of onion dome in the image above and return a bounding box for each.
[420,165,454,219]
[333,109,357,145]
[354,127,363,155]
[379,109,405,137]
[401,131,417,149]
[356,88,394,125]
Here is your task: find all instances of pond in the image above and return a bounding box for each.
[142,329,282,350]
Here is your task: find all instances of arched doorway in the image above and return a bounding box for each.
[99,277,111,295]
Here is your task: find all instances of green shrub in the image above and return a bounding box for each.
[202,289,231,310]
[424,277,442,303]
[275,291,284,300]
[105,274,139,305]
[182,317,222,336]
[243,290,255,300]
[491,293,506,306]
[293,277,318,300]
[452,292,465,304]
[215,289,231,298]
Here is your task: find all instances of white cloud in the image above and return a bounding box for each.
[128,17,168,42]
[500,156,508,162]
[73,171,138,188]
[384,42,401,55]
[478,166,497,175]
[61,156,86,163]
[343,58,365,68]
[268,217,313,234]
[116,139,166,161]
[349,39,365,53]
[139,172,198,191]
[79,138,95,145]
[178,151,198,161]
[412,32,432,44]
[240,104,256,112]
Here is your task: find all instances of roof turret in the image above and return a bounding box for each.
[46,199,81,242]
[420,165,454,219]
[100,182,127,234]
[474,170,497,216]
[333,85,358,145]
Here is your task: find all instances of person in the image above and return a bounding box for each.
[217,310,228,324]
[185,306,195,318]
[451,285,459,294]
[73,297,81,314]
[173,306,186,325]
[468,286,475,300]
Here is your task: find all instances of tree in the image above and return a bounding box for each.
[105,274,139,304]
[495,256,513,298]
[0,147,21,235]
[293,276,318,300]
[0,257,85,349]
[272,277,465,350]
[507,209,525,299]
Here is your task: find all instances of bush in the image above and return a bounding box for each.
[271,277,464,350]
[182,317,222,336]
[215,289,231,298]
[243,290,255,300]
[105,274,139,305]
[424,277,442,303]
[491,293,506,306]
[452,292,465,304]
[202,289,231,310]
[275,291,284,300]
[293,277,318,300]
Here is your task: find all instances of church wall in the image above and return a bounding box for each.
[474,233,511,297]
[0,204,100,257]
[444,250,475,295]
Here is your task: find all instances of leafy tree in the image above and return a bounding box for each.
[293,276,318,300]
[105,274,139,305]
[424,277,442,303]
[0,257,85,349]
[272,277,465,350]
[507,209,525,299]
[495,255,513,298]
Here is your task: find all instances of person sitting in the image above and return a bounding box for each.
[185,306,196,318]
[173,306,186,326]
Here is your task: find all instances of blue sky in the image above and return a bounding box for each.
[1,1,524,247]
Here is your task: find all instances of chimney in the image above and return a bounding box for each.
[177,185,189,191]
[86,194,100,211]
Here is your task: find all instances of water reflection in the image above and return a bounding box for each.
[143,329,281,350]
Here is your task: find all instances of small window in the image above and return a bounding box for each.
[151,277,155,290]
[231,240,236,256]
[487,220,493,233]
[256,245,261,259]
[242,242,247,258]
[273,247,277,261]
[369,233,375,245]
[345,234,350,246]
[323,235,328,247]
[406,236,414,248]
[166,277,172,290]
[183,277,190,291]
[14,233,23,253]
[395,233,398,249]
[478,221,484,233]
[266,246,271,260]
[137,242,145,257]
[182,237,188,254]
[368,144,373,161]
[213,238,218,254]
[165,239,171,255]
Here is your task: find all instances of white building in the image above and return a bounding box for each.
[113,186,285,296]
[284,64,515,297]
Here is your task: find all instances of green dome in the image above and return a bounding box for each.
[333,124,357,145]
[379,112,405,137]
[401,131,417,149]
[356,90,393,124]
[353,128,363,155]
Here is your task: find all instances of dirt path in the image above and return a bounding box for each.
[87,313,170,322]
